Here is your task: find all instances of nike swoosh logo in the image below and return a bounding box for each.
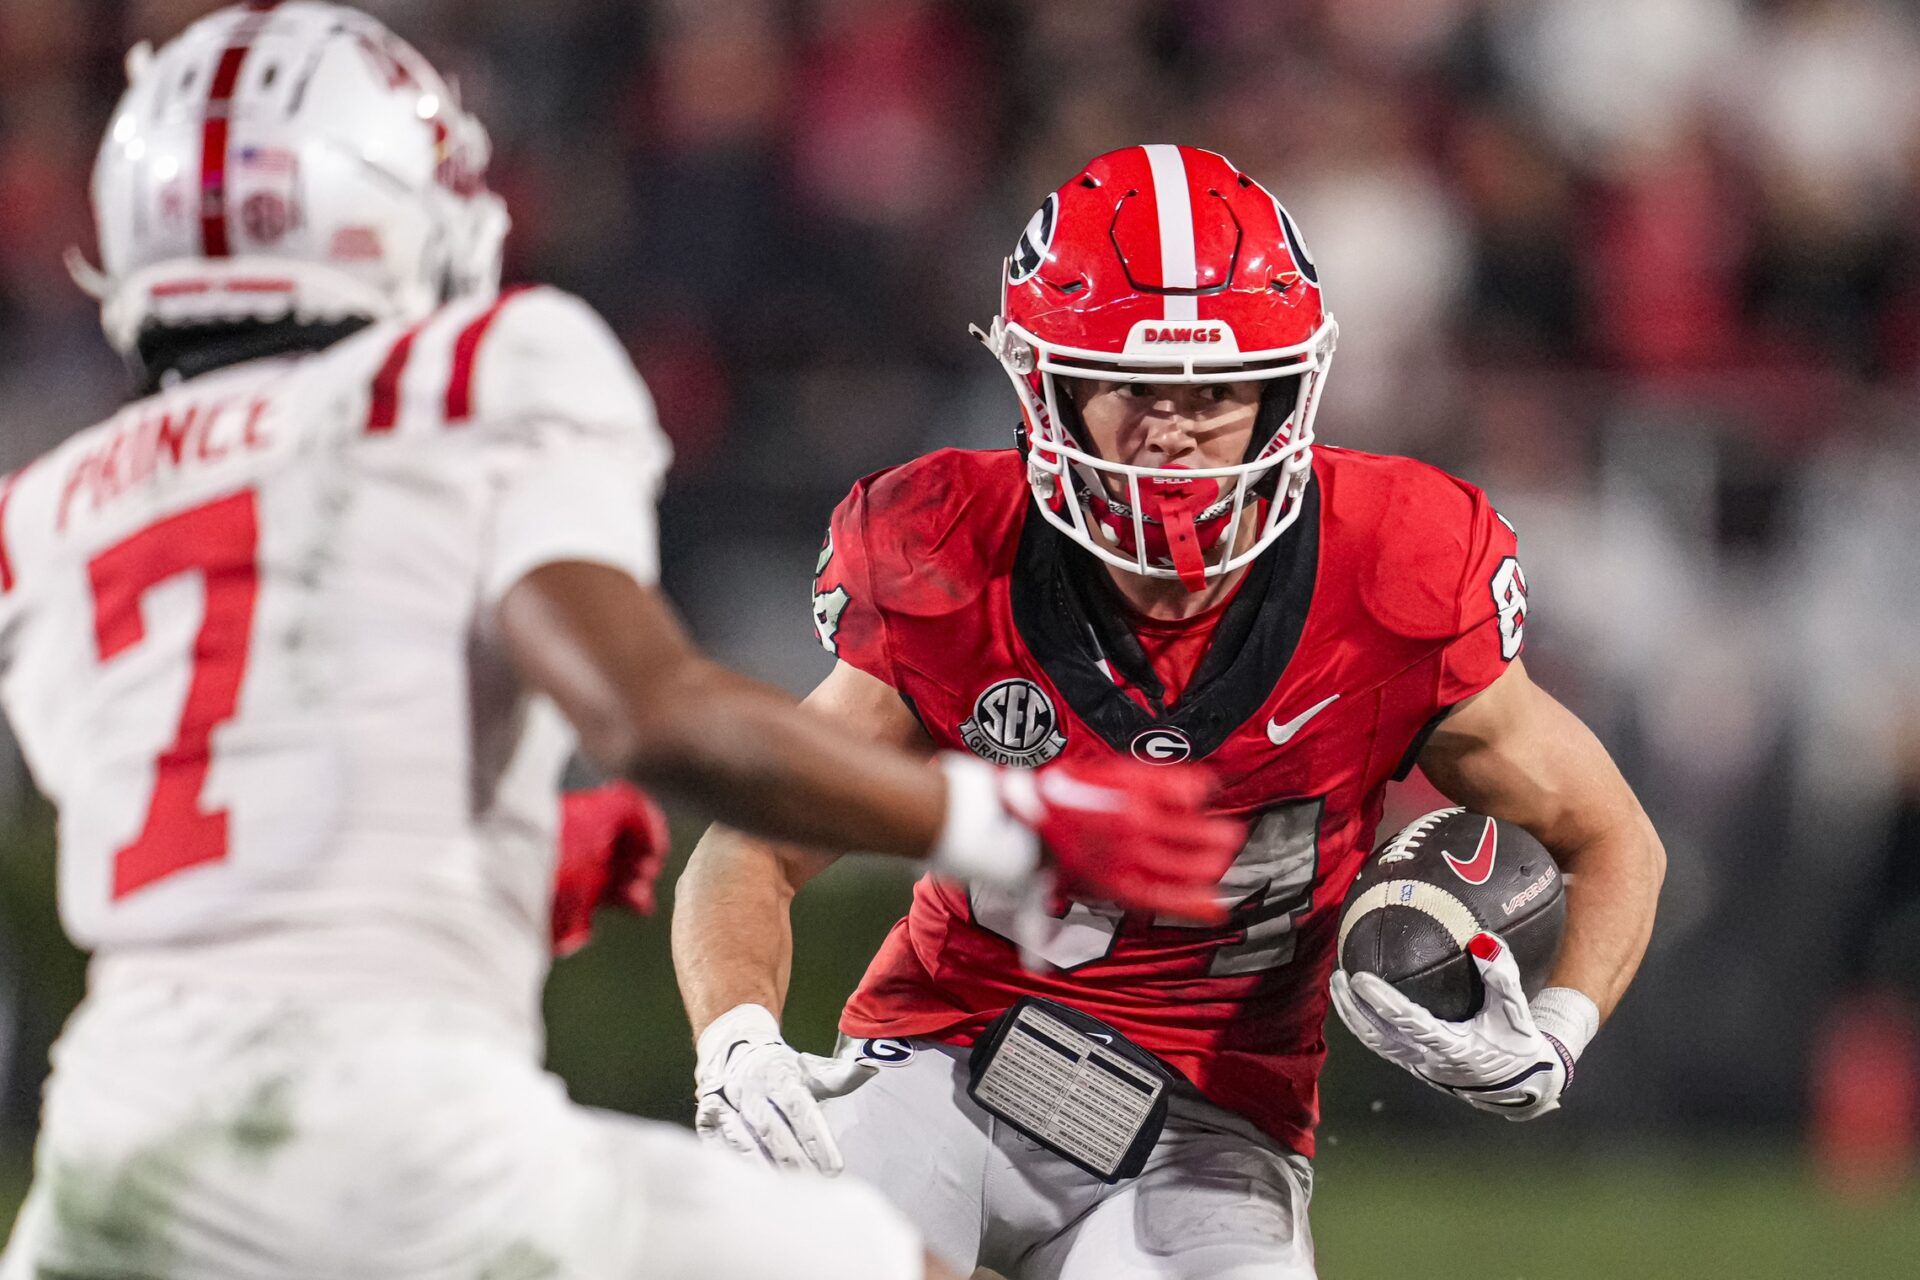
[1443,818,1499,886]
[1267,694,1339,745]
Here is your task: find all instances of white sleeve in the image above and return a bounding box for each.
[472,288,674,603]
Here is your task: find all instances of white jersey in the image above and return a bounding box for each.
[0,289,931,1280]
[0,285,668,1035]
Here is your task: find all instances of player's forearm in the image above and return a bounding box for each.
[672,825,806,1037]
[1419,663,1665,1024]
[615,656,945,857]
[499,563,946,857]
[1540,807,1664,1021]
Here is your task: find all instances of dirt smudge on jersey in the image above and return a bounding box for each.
[35,1074,298,1273]
[277,435,358,711]
[229,1075,297,1158]
[478,1240,562,1280]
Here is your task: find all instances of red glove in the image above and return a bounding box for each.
[1013,757,1244,923]
[551,781,672,958]
[936,753,1245,925]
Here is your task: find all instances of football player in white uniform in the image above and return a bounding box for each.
[0,6,1247,1279]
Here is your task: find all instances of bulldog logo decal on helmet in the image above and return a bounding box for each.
[1274,200,1319,287]
[1008,193,1059,285]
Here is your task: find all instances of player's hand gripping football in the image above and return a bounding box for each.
[934,753,1244,923]
[551,781,672,957]
[1330,932,1585,1121]
[694,1004,875,1175]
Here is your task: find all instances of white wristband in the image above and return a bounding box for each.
[1530,987,1600,1061]
[930,754,1042,887]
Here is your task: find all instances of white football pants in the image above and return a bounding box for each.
[818,1037,1316,1279]
[0,978,923,1280]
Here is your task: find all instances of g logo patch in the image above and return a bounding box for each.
[1008,193,1059,285]
[960,678,1067,767]
[1274,200,1319,287]
[857,1038,914,1066]
[1130,728,1193,764]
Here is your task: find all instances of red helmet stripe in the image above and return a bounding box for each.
[1141,145,1198,321]
[198,5,281,258]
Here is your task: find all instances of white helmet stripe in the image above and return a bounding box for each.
[1142,144,1198,322]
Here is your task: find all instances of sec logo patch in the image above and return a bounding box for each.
[960,678,1066,767]
[1130,727,1193,764]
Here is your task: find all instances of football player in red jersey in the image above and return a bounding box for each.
[673,145,1665,1278]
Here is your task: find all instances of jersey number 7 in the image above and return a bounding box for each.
[89,490,260,899]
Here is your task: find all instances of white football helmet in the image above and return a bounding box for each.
[77,1,508,354]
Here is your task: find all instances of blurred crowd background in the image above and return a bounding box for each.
[1,0,1919,1272]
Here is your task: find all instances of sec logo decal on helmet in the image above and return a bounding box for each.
[973,145,1338,590]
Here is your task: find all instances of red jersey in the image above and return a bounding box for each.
[813,445,1525,1158]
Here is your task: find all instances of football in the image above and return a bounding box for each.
[1338,808,1566,1021]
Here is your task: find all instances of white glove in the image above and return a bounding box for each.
[693,1003,875,1174]
[1329,932,1598,1121]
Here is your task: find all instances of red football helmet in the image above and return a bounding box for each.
[976,145,1337,588]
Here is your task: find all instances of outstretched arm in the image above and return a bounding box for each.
[500,561,949,857]
[505,557,1241,936]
